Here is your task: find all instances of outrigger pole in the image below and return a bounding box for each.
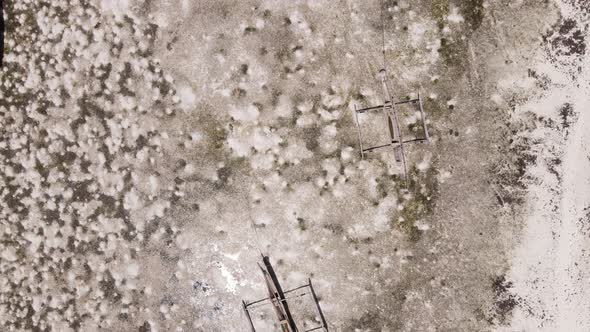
[352,69,431,185]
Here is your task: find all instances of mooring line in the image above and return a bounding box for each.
[379,0,387,69]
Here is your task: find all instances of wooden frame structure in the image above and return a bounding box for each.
[353,69,431,181]
[242,255,328,332]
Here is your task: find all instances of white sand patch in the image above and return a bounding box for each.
[227,126,282,157]
[409,22,426,48]
[124,190,142,211]
[374,197,396,232]
[126,262,140,279]
[98,0,130,19]
[217,262,238,294]
[275,95,293,118]
[1,247,17,262]
[180,0,191,16]
[447,7,464,24]
[553,84,590,331]
[229,104,259,123]
[498,4,590,329]
[177,85,197,111]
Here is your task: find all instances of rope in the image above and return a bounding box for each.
[378,0,410,187]
[379,0,387,69]
[246,187,265,256]
[344,1,383,87]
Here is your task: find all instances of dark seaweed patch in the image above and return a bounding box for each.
[559,103,578,137]
[396,166,439,242]
[459,0,485,31]
[345,312,389,331]
[139,321,151,332]
[545,18,586,58]
[323,223,343,235]
[491,114,539,206]
[491,275,519,325]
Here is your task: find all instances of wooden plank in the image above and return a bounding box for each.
[394,99,419,105]
[355,104,391,113]
[245,296,271,307]
[243,300,256,332]
[363,143,392,153]
[308,279,328,331]
[418,93,430,143]
[353,105,365,159]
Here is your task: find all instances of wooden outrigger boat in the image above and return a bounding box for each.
[242,255,328,332]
